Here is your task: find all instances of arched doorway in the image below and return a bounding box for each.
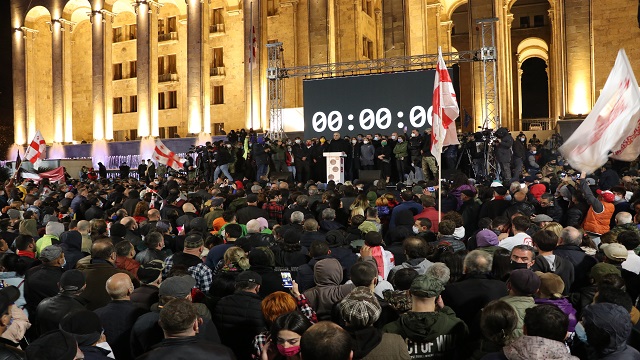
[520,58,549,119]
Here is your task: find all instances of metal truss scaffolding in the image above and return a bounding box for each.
[266,18,500,139]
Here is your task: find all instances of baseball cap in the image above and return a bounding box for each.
[490,181,503,188]
[601,243,628,261]
[590,263,621,283]
[410,275,445,298]
[246,193,259,203]
[159,275,196,298]
[596,189,615,203]
[236,271,262,285]
[184,234,204,249]
[508,269,541,295]
[40,245,63,262]
[210,197,224,207]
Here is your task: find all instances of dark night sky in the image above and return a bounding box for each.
[0,1,13,133]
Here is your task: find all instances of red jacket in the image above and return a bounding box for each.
[414,207,441,233]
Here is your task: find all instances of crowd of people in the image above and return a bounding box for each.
[0,127,638,359]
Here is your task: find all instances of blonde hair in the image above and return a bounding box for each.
[542,222,563,239]
[223,246,250,270]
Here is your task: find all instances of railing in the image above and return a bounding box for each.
[158,73,178,82]
[158,32,178,42]
[210,66,225,76]
[520,118,556,131]
[209,24,225,33]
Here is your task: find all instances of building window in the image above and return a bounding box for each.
[362,0,373,16]
[210,8,224,33]
[158,92,165,110]
[127,24,137,40]
[167,126,178,138]
[168,54,177,74]
[113,63,123,80]
[158,56,165,75]
[267,0,277,16]
[533,15,545,27]
[130,129,137,140]
[113,97,123,114]
[130,95,137,112]
[520,16,530,28]
[213,123,225,135]
[129,61,137,78]
[167,91,178,109]
[212,47,224,67]
[159,17,178,41]
[362,37,373,59]
[212,86,224,105]
[113,27,122,43]
[168,16,177,32]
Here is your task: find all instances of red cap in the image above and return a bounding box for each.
[596,189,615,202]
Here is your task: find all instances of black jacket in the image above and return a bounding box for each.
[0,342,24,360]
[131,310,220,358]
[130,285,159,311]
[249,265,287,298]
[136,336,235,360]
[441,273,508,328]
[24,264,64,316]
[531,255,575,295]
[36,293,86,334]
[554,245,597,292]
[299,231,327,249]
[79,345,111,360]
[236,233,273,252]
[236,206,269,225]
[213,291,265,360]
[60,230,87,270]
[95,300,148,360]
[296,255,332,292]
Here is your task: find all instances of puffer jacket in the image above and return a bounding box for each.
[303,258,355,320]
[582,303,640,359]
[213,291,265,360]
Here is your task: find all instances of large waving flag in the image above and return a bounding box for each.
[559,49,640,173]
[24,131,46,167]
[431,49,460,156]
[152,140,185,171]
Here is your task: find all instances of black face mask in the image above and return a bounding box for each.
[510,261,528,270]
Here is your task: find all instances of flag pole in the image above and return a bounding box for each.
[250,1,254,130]
[437,47,443,224]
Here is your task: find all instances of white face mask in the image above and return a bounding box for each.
[531,151,537,154]
[363,140,369,144]
[352,140,357,144]
[412,225,420,234]
[411,133,417,137]
[391,136,397,140]
[295,139,301,144]
[374,137,379,141]
[614,195,622,202]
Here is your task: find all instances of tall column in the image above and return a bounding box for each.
[12,28,28,145]
[91,9,105,140]
[375,9,383,58]
[51,19,64,143]
[440,20,453,52]
[25,28,37,142]
[494,5,515,130]
[62,20,75,142]
[202,0,211,133]
[135,0,151,137]
[187,0,203,134]
[101,11,114,140]
[548,2,565,119]
[149,3,159,137]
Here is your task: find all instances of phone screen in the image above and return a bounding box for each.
[427,187,436,192]
[281,272,293,288]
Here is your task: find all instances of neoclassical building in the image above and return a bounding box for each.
[9,0,640,145]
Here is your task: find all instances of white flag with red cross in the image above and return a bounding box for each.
[152,140,185,171]
[431,49,460,156]
[24,131,46,167]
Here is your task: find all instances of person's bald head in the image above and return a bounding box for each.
[513,191,527,203]
[148,209,161,221]
[106,273,134,300]
[616,212,633,225]
[91,239,116,262]
[77,220,90,234]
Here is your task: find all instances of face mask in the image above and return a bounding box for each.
[62,258,67,268]
[531,151,536,154]
[277,344,301,357]
[412,225,420,234]
[226,145,232,148]
[357,136,363,140]
[320,139,326,144]
[352,140,357,144]
[411,133,417,137]
[154,181,160,185]
[510,261,528,270]
[397,139,403,143]
[575,322,588,344]
[363,141,369,144]
[295,139,301,144]
[374,137,379,141]
[520,138,525,142]
[287,147,292,151]
[614,195,622,202]
[391,135,397,140]
[381,141,387,146]
[504,195,511,202]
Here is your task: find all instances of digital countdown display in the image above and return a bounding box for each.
[302,69,459,139]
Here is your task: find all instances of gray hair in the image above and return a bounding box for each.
[463,250,493,274]
[560,226,582,246]
[291,211,305,224]
[425,262,450,284]
[616,212,633,225]
[322,208,336,221]
[246,219,261,234]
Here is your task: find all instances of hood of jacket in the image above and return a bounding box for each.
[503,336,578,360]
[396,309,464,343]
[313,257,343,286]
[61,230,83,252]
[583,303,633,356]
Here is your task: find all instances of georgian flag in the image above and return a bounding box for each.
[431,49,460,156]
[152,140,185,171]
[24,131,46,167]
[560,49,640,173]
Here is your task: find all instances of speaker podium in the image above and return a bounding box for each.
[323,152,346,183]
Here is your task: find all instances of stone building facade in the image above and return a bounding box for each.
[9,0,640,144]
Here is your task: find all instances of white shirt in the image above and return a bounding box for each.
[498,232,533,251]
[622,251,640,275]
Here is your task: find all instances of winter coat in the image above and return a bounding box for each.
[136,336,235,360]
[348,327,410,360]
[383,307,468,360]
[94,300,148,360]
[60,230,86,270]
[360,144,376,166]
[441,273,508,328]
[534,297,577,332]
[554,244,597,292]
[531,254,575,295]
[304,258,355,320]
[296,255,332,292]
[482,335,579,360]
[213,291,266,360]
[393,142,409,159]
[387,258,434,284]
[495,134,514,163]
[499,296,536,339]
